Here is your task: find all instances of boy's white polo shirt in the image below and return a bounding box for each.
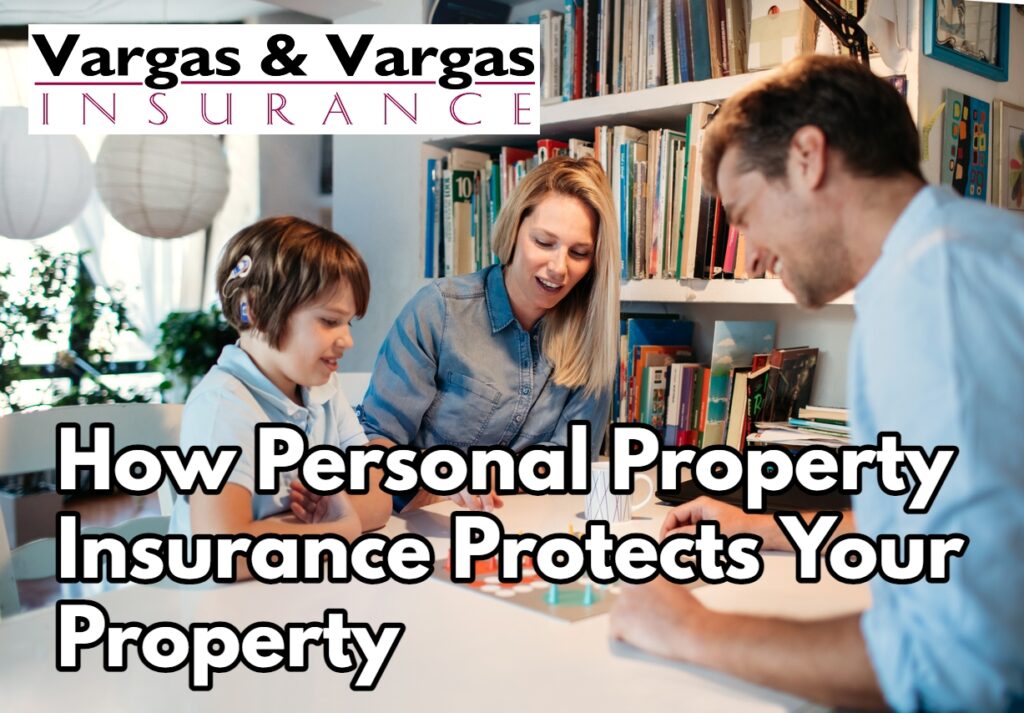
[168,344,367,536]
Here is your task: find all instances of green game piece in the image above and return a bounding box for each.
[545,583,559,605]
[582,582,595,606]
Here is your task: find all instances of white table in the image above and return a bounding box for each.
[0,495,869,712]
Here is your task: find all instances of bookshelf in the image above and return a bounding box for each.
[426,67,862,316]
[333,0,1023,413]
[620,278,853,305]
[420,2,866,407]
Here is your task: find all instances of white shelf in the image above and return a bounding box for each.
[429,57,900,149]
[619,278,854,306]
[428,71,771,149]
[539,71,767,134]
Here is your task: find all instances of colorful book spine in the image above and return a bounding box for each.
[686,0,712,81]
[424,158,438,278]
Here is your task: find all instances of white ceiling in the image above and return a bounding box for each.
[0,0,381,24]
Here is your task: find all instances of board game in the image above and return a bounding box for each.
[432,550,621,622]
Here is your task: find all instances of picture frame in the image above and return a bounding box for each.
[923,0,1009,82]
[993,100,1024,212]
[940,89,990,201]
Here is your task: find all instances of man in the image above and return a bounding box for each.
[609,55,1024,711]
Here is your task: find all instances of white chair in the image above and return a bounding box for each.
[0,403,183,515]
[0,403,183,619]
[0,510,172,620]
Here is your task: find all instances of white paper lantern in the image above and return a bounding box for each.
[95,135,229,239]
[0,107,94,241]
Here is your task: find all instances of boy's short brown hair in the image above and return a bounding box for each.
[216,216,370,349]
[702,54,924,194]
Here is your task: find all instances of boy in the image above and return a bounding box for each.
[169,217,391,553]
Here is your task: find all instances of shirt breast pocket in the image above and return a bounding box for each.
[426,371,502,447]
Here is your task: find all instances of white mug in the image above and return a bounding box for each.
[585,462,654,523]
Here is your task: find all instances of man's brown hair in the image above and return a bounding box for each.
[216,216,370,349]
[702,54,924,194]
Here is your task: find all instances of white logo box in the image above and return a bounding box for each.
[28,24,540,135]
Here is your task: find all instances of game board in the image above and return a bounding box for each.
[432,551,621,622]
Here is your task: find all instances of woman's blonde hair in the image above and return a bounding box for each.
[491,156,620,396]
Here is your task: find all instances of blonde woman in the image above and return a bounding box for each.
[359,156,620,512]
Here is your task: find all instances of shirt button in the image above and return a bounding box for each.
[513,414,522,423]
[520,386,530,395]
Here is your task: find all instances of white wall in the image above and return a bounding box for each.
[331,0,431,371]
[914,0,1024,187]
[259,135,331,224]
[255,10,334,228]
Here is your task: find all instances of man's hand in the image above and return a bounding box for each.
[610,576,886,710]
[289,479,350,523]
[609,578,716,662]
[661,496,788,549]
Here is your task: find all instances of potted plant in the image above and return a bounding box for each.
[154,305,237,402]
[0,247,148,413]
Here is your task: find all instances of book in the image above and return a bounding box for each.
[686,0,713,81]
[763,346,819,421]
[499,146,536,201]
[798,405,849,423]
[568,138,595,159]
[449,169,476,275]
[538,138,570,162]
[664,361,686,444]
[639,365,669,430]
[746,364,773,432]
[620,316,694,422]
[706,0,727,78]
[725,0,749,75]
[703,320,777,447]
[673,0,691,83]
[645,0,663,88]
[787,417,850,435]
[611,126,648,278]
[584,0,600,97]
[680,103,716,278]
[675,364,700,445]
[747,0,818,71]
[724,368,751,450]
[442,170,455,276]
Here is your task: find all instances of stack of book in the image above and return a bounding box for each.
[713,342,820,452]
[423,106,765,282]
[422,139,593,278]
[528,0,857,102]
[748,406,850,448]
[529,0,752,102]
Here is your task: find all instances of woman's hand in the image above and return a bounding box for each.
[289,479,351,523]
[448,487,504,512]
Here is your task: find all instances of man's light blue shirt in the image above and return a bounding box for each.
[358,265,612,509]
[168,344,367,536]
[849,186,1024,711]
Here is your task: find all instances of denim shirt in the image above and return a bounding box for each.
[358,265,612,507]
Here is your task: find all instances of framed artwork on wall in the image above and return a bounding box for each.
[993,100,1024,212]
[923,0,1009,81]
[940,89,989,202]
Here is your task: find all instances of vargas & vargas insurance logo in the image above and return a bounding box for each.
[27,24,539,135]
